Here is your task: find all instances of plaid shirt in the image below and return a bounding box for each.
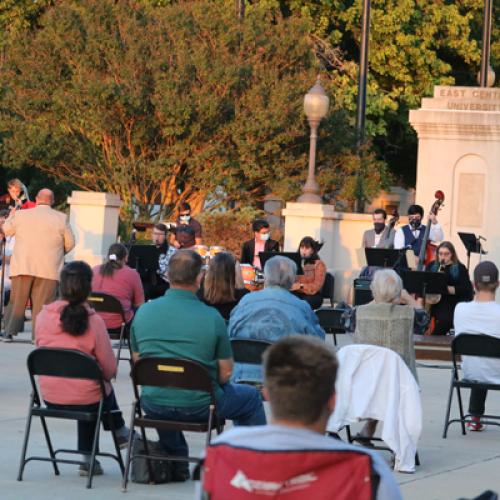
[297,259,326,295]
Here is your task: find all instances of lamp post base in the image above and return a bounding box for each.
[297,192,322,203]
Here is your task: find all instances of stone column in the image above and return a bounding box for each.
[409,86,500,274]
[67,191,122,266]
[282,202,377,303]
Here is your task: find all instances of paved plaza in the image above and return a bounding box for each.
[1,331,500,499]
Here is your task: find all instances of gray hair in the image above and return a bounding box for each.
[264,256,297,290]
[370,269,402,303]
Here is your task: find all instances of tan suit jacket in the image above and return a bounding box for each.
[3,205,75,281]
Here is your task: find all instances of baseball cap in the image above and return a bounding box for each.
[473,261,499,284]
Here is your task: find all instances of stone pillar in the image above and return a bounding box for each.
[67,191,122,266]
[282,202,378,303]
[409,86,500,275]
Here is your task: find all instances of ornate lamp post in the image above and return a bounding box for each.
[298,79,330,204]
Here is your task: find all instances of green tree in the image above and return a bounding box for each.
[0,0,388,218]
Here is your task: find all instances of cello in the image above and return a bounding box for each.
[416,190,445,271]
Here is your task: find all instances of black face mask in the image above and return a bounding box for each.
[409,219,421,230]
[373,222,385,234]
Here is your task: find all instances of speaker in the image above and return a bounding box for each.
[354,279,373,306]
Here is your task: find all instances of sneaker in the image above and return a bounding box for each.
[78,459,104,476]
[2,334,13,343]
[466,416,485,432]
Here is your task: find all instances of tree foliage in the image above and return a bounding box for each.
[0,0,389,217]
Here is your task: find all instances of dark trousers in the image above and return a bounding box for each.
[468,388,488,416]
[292,291,323,310]
[45,390,125,452]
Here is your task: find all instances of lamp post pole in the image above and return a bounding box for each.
[479,0,493,87]
[298,79,329,204]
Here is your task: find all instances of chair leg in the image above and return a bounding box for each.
[345,425,353,443]
[122,404,137,492]
[87,403,103,489]
[415,451,420,467]
[442,373,455,439]
[456,386,467,436]
[333,333,337,347]
[40,416,60,475]
[17,409,34,481]
[106,413,125,475]
[116,324,125,366]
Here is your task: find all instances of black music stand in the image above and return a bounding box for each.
[128,245,159,276]
[259,251,304,275]
[402,270,448,307]
[458,232,487,271]
[365,248,408,270]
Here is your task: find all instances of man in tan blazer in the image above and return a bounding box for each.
[2,189,75,342]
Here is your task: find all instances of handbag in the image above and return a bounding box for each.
[130,438,173,484]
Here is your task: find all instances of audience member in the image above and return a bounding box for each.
[0,208,14,306]
[131,250,266,481]
[425,241,473,335]
[353,269,421,439]
[2,189,75,342]
[35,261,131,476]
[454,261,500,432]
[228,256,325,383]
[91,243,144,333]
[200,252,249,321]
[290,236,326,310]
[206,337,401,500]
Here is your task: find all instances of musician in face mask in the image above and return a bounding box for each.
[394,204,444,257]
[362,208,395,249]
[425,241,473,335]
[290,237,327,310]
[173,201,202,248]
[240,219,279,269]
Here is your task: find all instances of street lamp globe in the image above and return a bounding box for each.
[303,79,330,121]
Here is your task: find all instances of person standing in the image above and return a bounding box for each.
[172,202,202,248]
[2,189,75,342]
[240,219,279,269]
[362,208,396,249]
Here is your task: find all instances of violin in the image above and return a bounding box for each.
[416,191,445,271]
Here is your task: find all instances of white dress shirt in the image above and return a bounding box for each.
[394,223,444,250]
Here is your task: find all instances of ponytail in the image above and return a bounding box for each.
[100,242,127,278]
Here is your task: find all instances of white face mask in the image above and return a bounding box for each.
[180,215,191,223]
[260,233,270,242]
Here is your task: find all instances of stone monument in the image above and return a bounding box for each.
[409,86,500,275]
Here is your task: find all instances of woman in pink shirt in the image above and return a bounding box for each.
[91,243,144,332]
[36,261,131,476]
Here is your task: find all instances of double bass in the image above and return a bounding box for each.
[416,190,445,271]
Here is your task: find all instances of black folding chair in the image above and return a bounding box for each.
[122,357,225,491]
[443,333,500,438]
[88,292,129,366]
[321,272,335,307]
[315,307,346,346]
[230,338,272,386]
[18,348,125,489]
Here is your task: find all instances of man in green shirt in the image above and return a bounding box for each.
[131,250,266,481]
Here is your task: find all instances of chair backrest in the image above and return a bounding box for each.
[452,333,500,359]
[88,292,126,323]
[321,272,335,305]
[315,308,345,333]
[202,443,379,500]
[132,357,216,402]
[230,339,272,365]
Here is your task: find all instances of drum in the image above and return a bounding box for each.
[209,246,225,258]
[240,264,257,285]
[193,245,209,258]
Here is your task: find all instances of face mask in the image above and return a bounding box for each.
[410,219,421,230]
[180,215,191,222]
[373,222,385,234]
[260,233,270,242]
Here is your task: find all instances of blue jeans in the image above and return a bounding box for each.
[141,382,266,460]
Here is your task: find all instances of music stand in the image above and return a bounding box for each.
[401,270,448,307]
[128,245,159,276]
[365,248,408,270]
[458,232,487,270]
[259,251,303,275]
